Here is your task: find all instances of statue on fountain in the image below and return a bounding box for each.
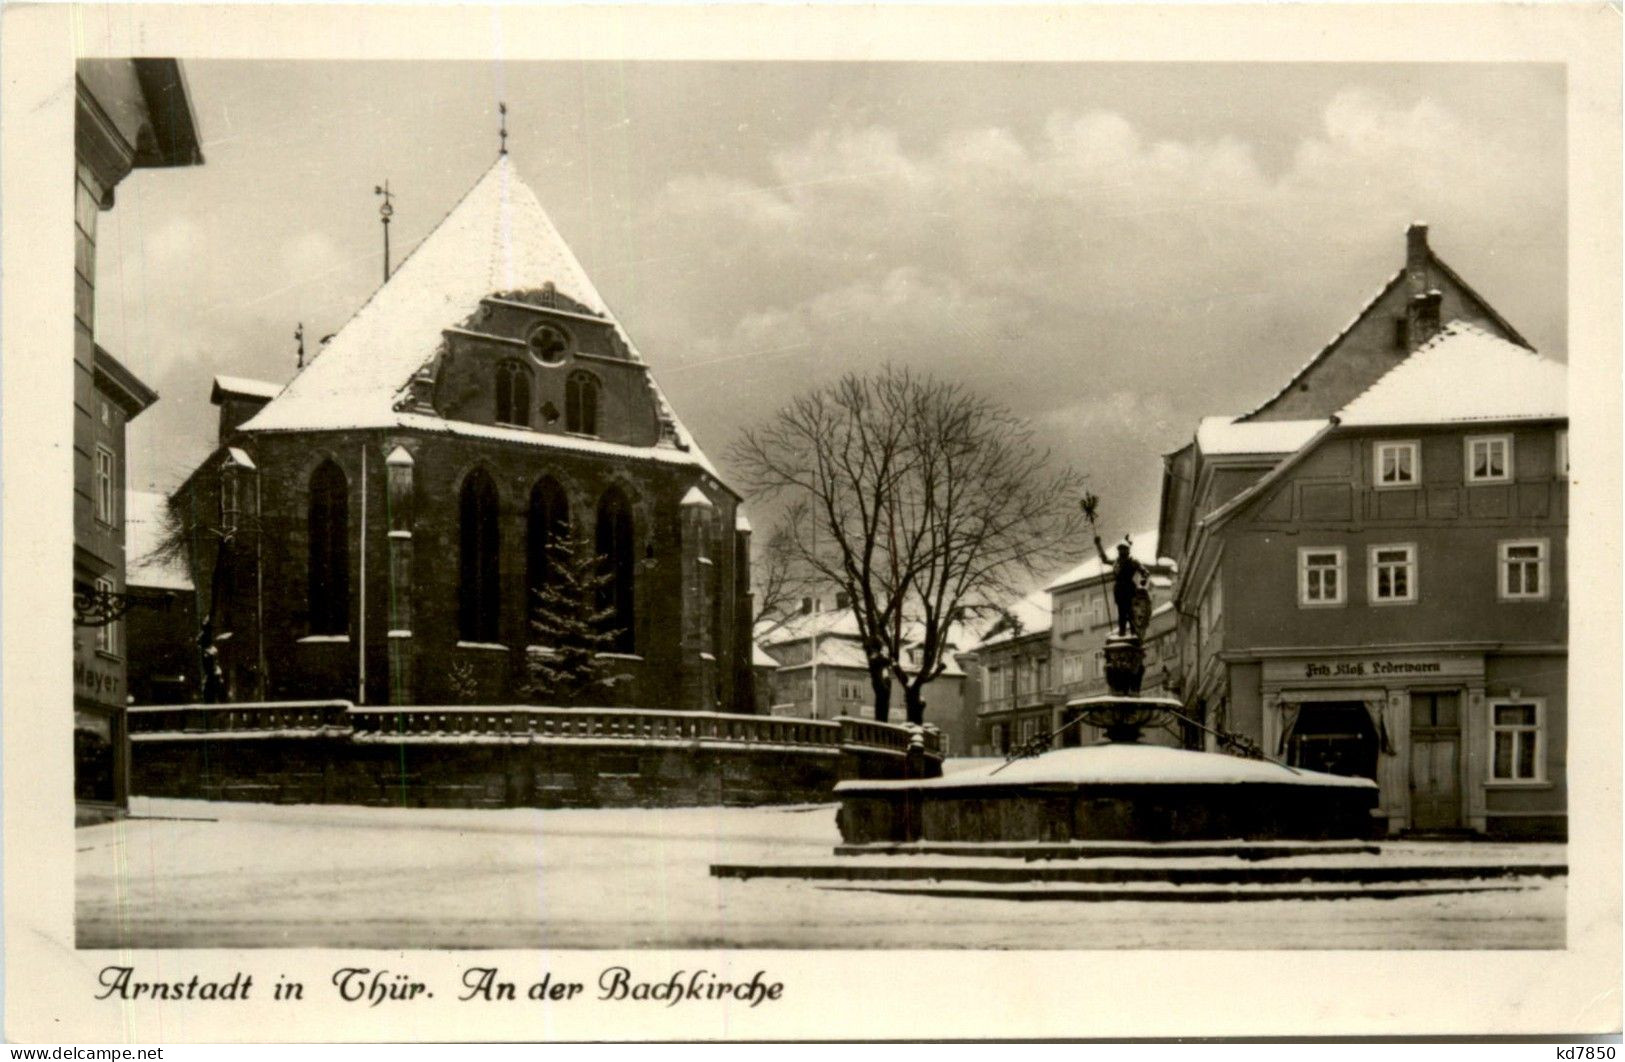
[1093,533,1151,639]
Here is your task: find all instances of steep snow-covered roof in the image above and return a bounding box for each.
[1196,416,1328,456]
[1045,529,1160,591]
[761,608,864,646]
[241,155,717,477]
[125,490,192,591]
[972,588,1052,651]
[1337,321,1567,427]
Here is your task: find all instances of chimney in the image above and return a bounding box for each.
[1406,221,1430,296]
[835,591,851,610]
[1405,288,1443,350]
[800,596,814,615]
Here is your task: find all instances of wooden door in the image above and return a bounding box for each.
[1409,691,1462,830]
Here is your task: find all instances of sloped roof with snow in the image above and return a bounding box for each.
[241,155,718,478]
[1196,416,1328,457]
[972,588,1053,651]
[126,490,192,591]
[1045,529,1161,591]
[1337,321,1567,427]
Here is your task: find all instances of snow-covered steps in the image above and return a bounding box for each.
[831,839,1381,861]
[811,879,1540,903]
[709,846,1567,895]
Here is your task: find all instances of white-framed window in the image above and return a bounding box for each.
[1556,429,1568,478]
[94,446,115,525]
[1374,440,1420,489]
[1091,649,1106,679]
[1466,434,1513,484]
[1488,698,1545,783]
[1060,602,1084,633]
[1061,654,1081,685]
[1368,543,1418,605]
[1199,574,1224,633]
[1088,594,1108,628]
[1035,657,1049,693]
[836,678,865,702]
[1298,547,1346,607]
[1499,539,1549,601]
[94,576,119,656]
[983,665,1004,704]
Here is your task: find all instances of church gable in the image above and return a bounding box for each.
[1245,224,1528,422]
[421,290,663,448]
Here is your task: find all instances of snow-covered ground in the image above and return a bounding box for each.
[77,797,1564,950]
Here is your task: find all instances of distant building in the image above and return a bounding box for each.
[165,155,754,713]
[968,536,1176,755]
[1157,225,1567,838]
[757,600,967,749]
[73,59,203,822]
[124,491,199,706]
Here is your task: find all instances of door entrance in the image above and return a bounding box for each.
[1409,690,1462,831]
[1286,701,1379,780]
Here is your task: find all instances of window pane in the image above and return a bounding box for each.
[1518,731,1538,779]
[1494,731,1512,778]
[1525,563,1540,594]
[1495,704,1536,727]
[1435,693,1459,728]
[1506,563,1523,595]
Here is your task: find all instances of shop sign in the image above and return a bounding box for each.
[1264,654,1481,685]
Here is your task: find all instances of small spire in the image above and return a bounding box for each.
[499,101,508,155]
[294,322,305,370]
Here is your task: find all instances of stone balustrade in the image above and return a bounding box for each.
[128,701,943,809]
[128,700,352,739]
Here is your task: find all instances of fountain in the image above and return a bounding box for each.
[834,527,1379,847]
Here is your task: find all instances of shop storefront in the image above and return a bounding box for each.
[1242,649,1563,837]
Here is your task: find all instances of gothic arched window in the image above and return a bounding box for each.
[307,460,349,636]
[527,477,570,622]
[458,468,501,643]
[595,486,635,653]
[566,371,599,436]
[495,359,531,426]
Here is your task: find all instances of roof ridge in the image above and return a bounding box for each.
[1238,267,1404,421]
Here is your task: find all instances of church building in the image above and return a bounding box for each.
[162,154,754,713]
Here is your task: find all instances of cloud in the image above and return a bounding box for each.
[644,87,1564,532]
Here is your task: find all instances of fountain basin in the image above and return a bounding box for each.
[834,742,1379,844]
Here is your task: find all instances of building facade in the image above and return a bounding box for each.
[1157,225,1567,838]
[162,155,754,714]
[72,60,202,821]
[759,603,966,749]
[971,539,1178,756]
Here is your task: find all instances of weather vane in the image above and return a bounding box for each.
[499,101,508,155]
[294,322,305,370]
[374,179,395,282]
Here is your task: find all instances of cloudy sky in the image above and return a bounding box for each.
[97,61,1565,539]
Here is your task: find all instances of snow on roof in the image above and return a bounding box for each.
[125,491,192,591]
[680,486,712,508]
[1337,321,1567,427]
[1195,416,1328,456]
[972,588,1052,651]
[1045,529,1161,591]
[751,644,779,669]
[241,155,719,478]
[212,374,281,402]
[838,741,1377,791]
[762,607,864,646]
[224,446,256,470]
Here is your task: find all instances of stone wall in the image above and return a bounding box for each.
[129,702,941,809]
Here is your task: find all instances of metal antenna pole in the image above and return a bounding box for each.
[374,180,395,282]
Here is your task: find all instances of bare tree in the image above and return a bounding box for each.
[731,366,1085,724]
[751,522,815,632]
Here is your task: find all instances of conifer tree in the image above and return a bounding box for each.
[522,535,629,706]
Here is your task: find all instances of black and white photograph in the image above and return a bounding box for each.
[6,2,1620,1044]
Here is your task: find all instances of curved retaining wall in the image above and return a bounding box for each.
[129,702,942,809]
